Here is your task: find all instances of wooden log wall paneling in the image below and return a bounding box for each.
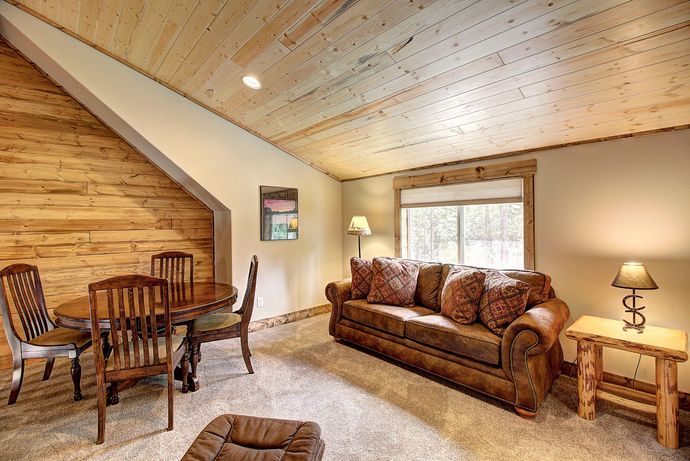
[0,39,215,369]
[6,0,690,180]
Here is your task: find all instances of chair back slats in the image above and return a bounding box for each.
[239,255,259,327]
[6,277,32,339]
[117,288,131,369]
[89,275,171,373]
[0,264,52,342]
[151,252,194,285]
[14,274,36,337]
[13,273,39,339]
[24,271,49,334]
[126,288,140,368]
[149,287,161,365]
[136,287,151,366]
[105,289,121,370]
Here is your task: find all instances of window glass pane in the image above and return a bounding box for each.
[432,206,458,263]
[406,206,431,260]
[462,203,523,269]
[404,206,458,263]
[400,203,523,269]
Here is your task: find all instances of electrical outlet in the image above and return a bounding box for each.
[257,297,264,307]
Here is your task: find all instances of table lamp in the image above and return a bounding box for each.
[347,215,371,258]
[611,262,658,332]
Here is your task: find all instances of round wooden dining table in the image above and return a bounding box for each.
[54,281,238,393]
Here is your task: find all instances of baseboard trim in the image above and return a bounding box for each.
[248,304,331,333]
[560,362,689,412]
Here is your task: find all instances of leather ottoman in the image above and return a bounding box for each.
[182,414,326,461]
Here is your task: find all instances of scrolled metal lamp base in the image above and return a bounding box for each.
[621,290,645,333]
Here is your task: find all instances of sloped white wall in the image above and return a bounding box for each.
[0,2,342,318]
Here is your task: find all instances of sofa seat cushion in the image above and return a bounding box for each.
[405,315,502,366]
[342,299,434,337]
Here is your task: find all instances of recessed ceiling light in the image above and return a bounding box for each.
[242,75,262,90]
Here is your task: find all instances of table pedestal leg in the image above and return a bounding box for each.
[174,366,199,392]
[101,332,111,359]
[656,358,679,449]
[577,342,598,420]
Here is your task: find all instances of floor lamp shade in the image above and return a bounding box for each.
[347,216,371,258]
[347,216,371,236]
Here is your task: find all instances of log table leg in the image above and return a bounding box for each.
[577,341,598,420]
[656,358,679,449]
[594,345,603,382]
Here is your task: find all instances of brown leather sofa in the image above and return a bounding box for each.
[325,261,570,416]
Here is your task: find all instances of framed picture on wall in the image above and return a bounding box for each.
[260,186,298,241]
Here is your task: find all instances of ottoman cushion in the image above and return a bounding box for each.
[182,414,325,461]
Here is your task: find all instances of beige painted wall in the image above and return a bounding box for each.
[0,3,342,320]
[343,129,690,391]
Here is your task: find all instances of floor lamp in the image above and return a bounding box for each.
[347,215,371,258]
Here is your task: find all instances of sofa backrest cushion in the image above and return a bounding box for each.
[367,257,420,307]
[438,264,552,308]
[414,261,443,310]
[499,269,552,306]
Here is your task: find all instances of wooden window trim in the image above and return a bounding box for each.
[393,159,536,270]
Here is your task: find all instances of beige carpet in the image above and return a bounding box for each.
[0,314,687,460]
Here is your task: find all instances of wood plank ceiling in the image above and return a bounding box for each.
[8,0,690,180]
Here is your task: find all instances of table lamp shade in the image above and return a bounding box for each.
[611,262,658,290]
[347,216,371,236]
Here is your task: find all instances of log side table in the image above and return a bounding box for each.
[565,315,688,449]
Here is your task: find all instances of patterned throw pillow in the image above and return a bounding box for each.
[367,257,420,307]
[479,271,531,336]
[350,257,374,299]
[440,268,486,324]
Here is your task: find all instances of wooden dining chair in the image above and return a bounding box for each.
[188,255,258,384]
[0,264,92,405]
[151,251,194,285]
[88,275,188,444]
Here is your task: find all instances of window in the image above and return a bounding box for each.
[394,160,535,270]
[401,203,524,269]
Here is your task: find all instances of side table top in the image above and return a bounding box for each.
[565,315,688,362]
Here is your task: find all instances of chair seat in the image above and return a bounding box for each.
[182,414,325,461]
[192,312,241,333]
[28,327,91,349]
[106,335,185,371]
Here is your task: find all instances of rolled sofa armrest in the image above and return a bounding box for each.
[501,297,570,413]
[502,298,570,358]
[325,278,352,337]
